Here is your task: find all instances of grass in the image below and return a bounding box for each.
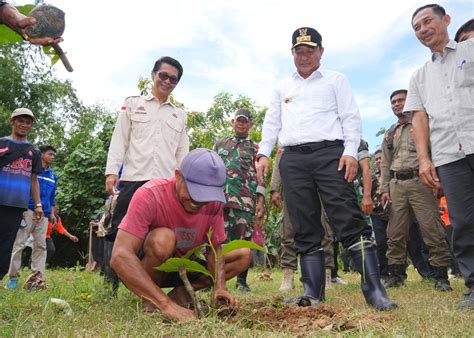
[0,265,473,336]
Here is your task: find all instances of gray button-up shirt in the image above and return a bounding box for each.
[404,39,474,167]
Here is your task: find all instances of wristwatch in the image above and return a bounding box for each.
[35,203,43,209]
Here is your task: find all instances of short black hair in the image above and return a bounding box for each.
[374,149,382,155]
[455,19,474,42]
[390,89,408,101]
[152,56,183,81]
[39,145,57,154]
[412,4,446,24]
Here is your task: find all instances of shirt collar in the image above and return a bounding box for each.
[292,67,325,81]
[144,93,174,107]
[233,134,251,142]
[431,40,457,62]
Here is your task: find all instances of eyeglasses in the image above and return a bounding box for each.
[157,72,179,85]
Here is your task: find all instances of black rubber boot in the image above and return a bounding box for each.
[457,288,474,309]
[433,266,453,291]
[285,250,325,307]
[300,250,325,301]
[349,241,398,311]
[384,264,407,288]
[236,269,251,292]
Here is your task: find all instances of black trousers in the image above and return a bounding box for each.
[437,157,474,288]
[0,206,24,280]
[104,180,148,287]
[46,238,55,264]
[371,215,389,277]
[279,143,371,254]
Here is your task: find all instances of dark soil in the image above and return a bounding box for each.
[223,298,393,335]
[25,5,65,39]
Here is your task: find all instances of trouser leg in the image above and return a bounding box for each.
[104,181,146,289]
[321,206,334,269]
[103,238,119,291]
[371,215,389,277]
[279,202,297,270]
[437,159,474,289]
[0,206,23,280]
[407,179,451,268]
[386,180,410,265]
[7,211,33,279]
[46,238,56,265]
[407,222,434,279]
[29,211,49,274]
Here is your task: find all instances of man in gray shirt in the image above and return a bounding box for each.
[405,4,474,309]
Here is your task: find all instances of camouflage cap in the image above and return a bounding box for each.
[234,108,252,121]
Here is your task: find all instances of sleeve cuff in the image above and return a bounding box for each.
[342,142,358,159]
[256,185,266,196]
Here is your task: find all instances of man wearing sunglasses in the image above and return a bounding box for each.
[105,56,189,291]
[256,27,396,310]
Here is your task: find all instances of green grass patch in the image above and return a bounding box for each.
[0,266,472,336]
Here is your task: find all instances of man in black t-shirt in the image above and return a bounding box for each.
[0,108,43,281]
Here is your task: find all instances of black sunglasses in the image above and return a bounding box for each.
[157,71,179,85]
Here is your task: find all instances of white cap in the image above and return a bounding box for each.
[11,108,35,120]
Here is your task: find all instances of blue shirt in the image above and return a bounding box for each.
[0,137,43,209]
[28,167,57,216]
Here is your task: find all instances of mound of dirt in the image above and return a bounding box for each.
[226,299,393,335]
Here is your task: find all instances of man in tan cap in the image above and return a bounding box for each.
[0,108,43,282]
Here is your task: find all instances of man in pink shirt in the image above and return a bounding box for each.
[111,148,251,321]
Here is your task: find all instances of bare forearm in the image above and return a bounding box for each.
[30,175,41,205]
[412,112,431,161]
[113,250,170,307]
[0,4,23,32]
[360,159,372,197]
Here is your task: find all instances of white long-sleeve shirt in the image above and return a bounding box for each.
[259,67,362,159]
[105,94,189,181]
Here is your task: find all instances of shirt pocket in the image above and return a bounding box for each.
[308,92,334,112]
[130,114,151,139]
[454,61,474,87]
[163,116,185,149]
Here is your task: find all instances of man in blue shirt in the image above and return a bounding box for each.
[5,145,57,289]
[0,108,43,282]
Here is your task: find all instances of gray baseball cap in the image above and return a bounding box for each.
[180,148,226,203]
[11,108,35,120]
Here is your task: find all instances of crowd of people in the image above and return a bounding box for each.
[1,1,473,322]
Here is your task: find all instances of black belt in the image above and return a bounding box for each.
[285,140,343,153]
[390,170,418,180]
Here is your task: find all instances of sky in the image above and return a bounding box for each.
[14,0,474,150]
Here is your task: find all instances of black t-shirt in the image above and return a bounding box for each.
[0,137,43,209]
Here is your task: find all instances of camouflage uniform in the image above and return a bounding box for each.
[214,136,265,241]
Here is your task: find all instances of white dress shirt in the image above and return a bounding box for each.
[259,67,362,159]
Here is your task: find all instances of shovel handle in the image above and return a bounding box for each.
[52,43,73,72]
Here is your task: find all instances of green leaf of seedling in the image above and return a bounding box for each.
[155,258,213,280]
[182,244,208,260]
[222,240,266,256]
[51,54,60,65]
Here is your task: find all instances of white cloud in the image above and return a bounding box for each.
[12,0,473,115]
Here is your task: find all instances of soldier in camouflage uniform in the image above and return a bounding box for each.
[214,108,265,292]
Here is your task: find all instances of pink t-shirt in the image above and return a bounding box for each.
[119,177,226,257]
